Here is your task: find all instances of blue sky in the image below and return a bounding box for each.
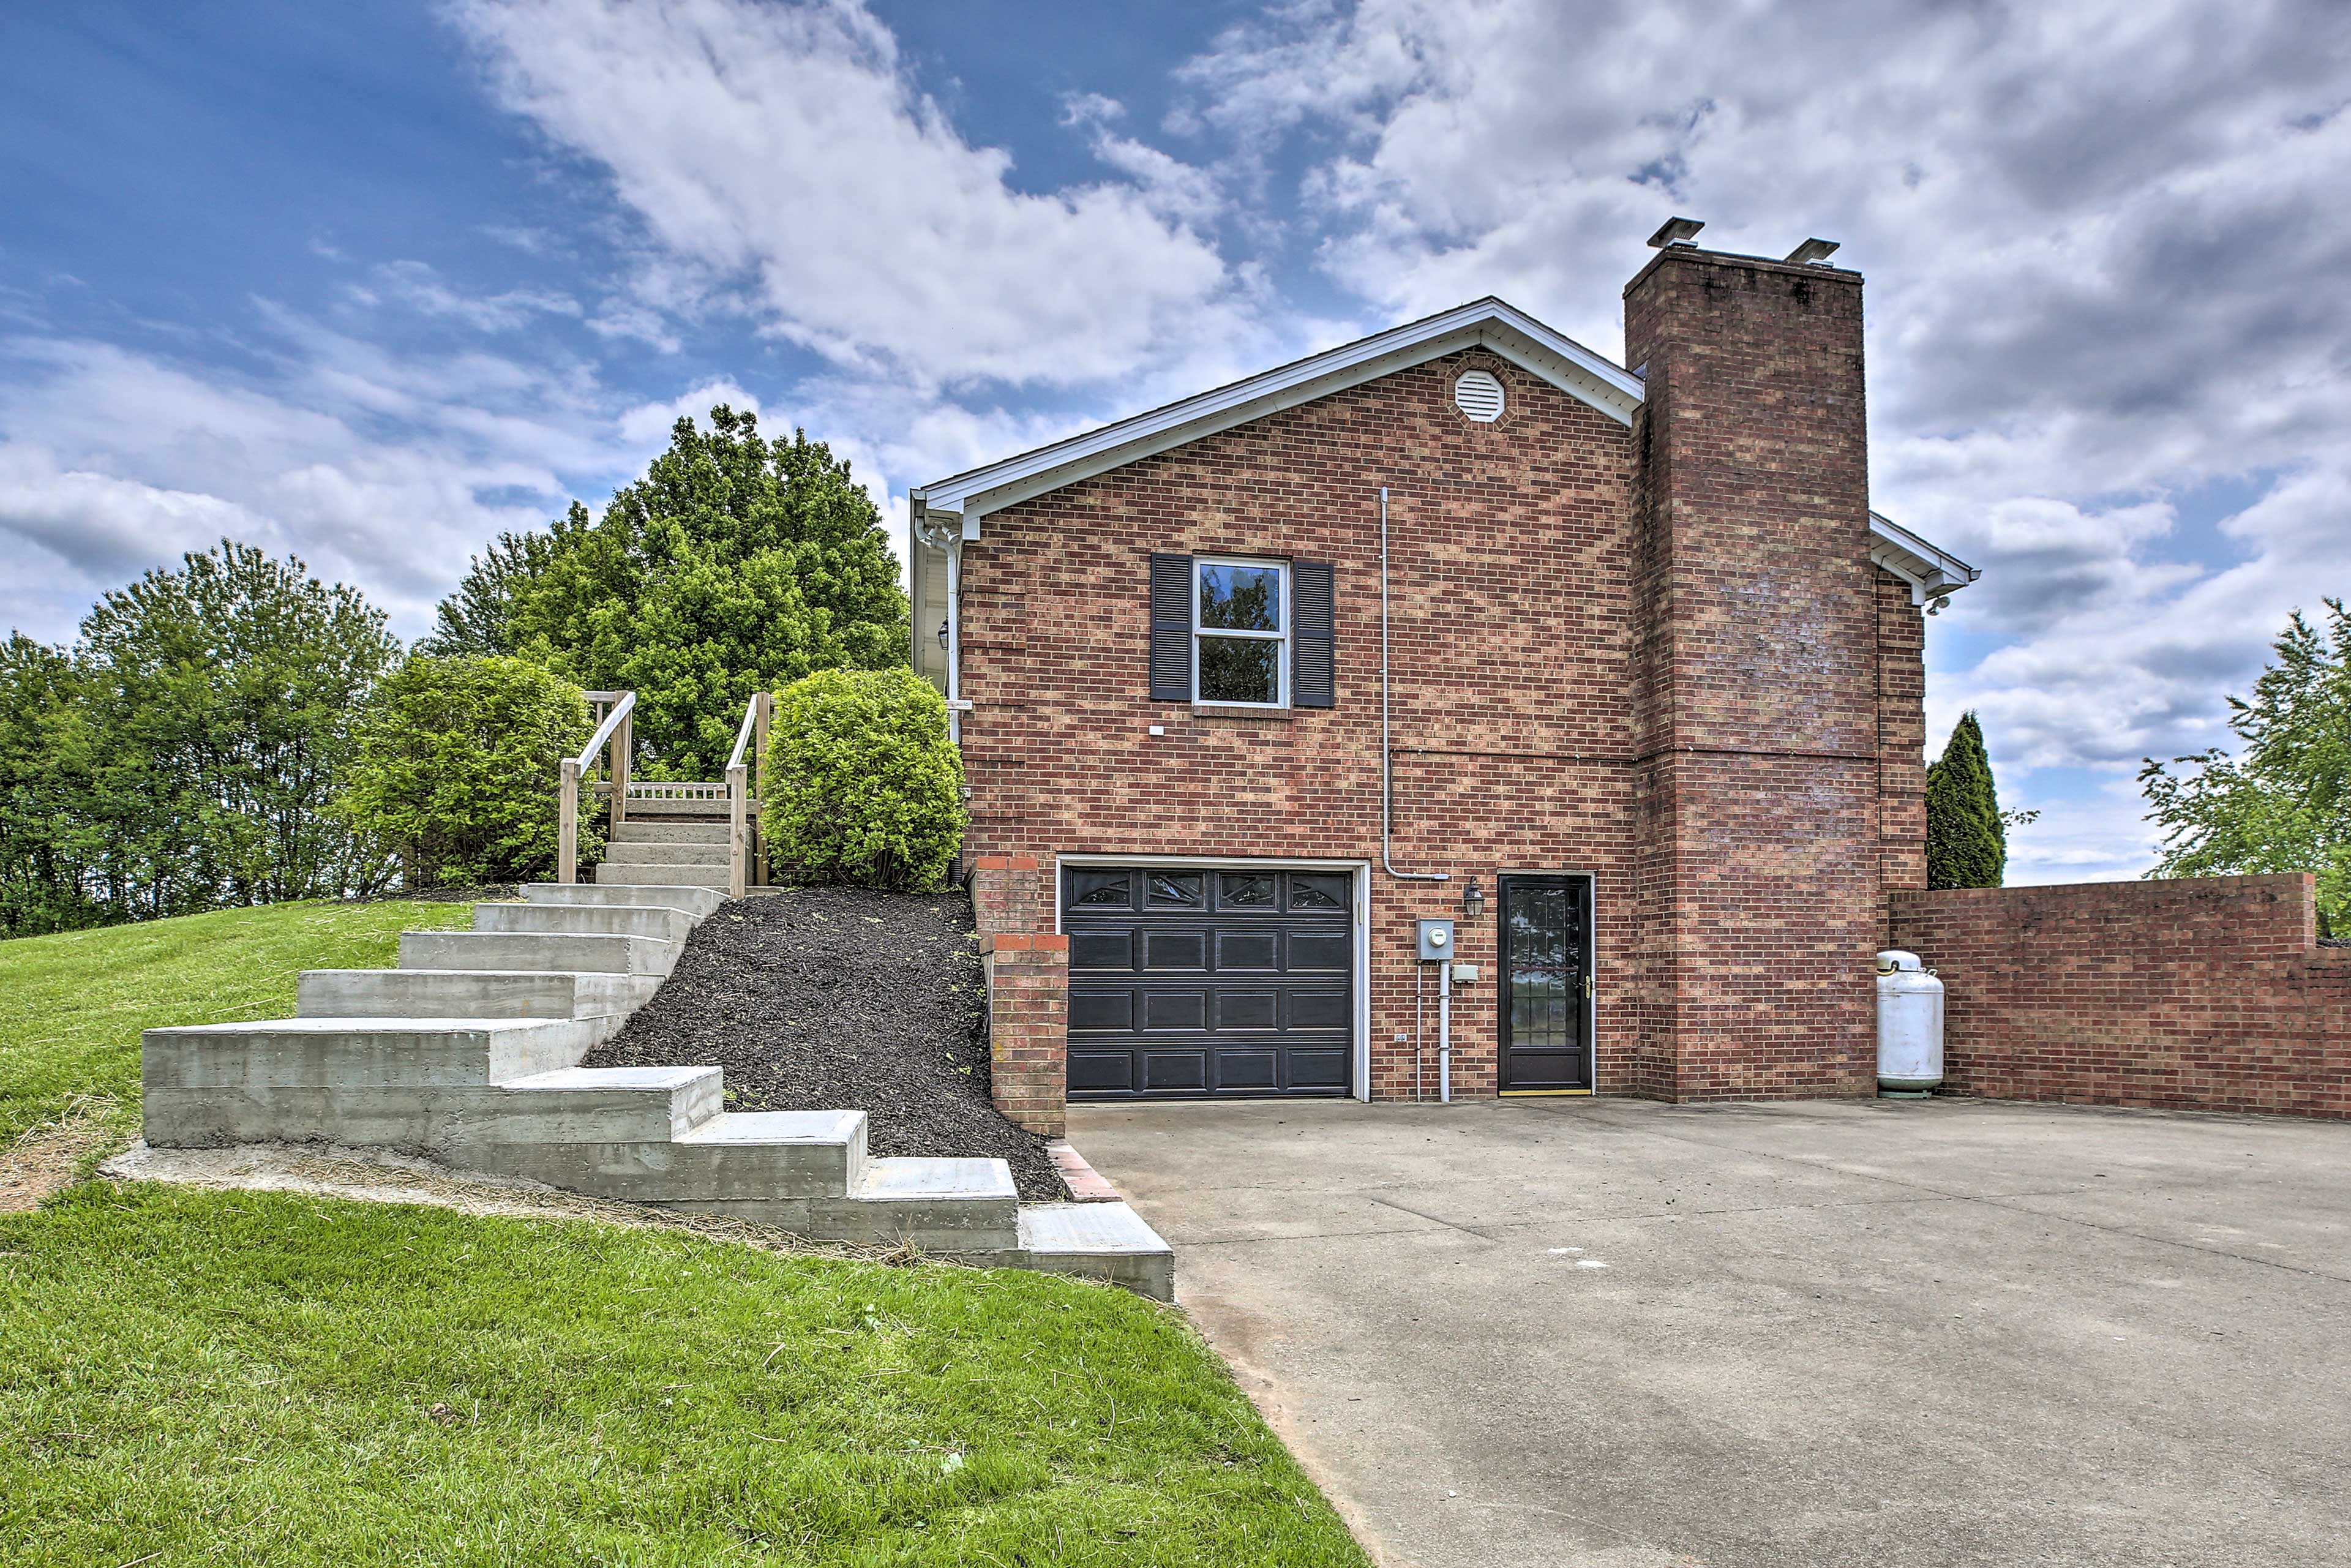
[3,0,2347,885]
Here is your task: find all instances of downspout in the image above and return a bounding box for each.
[1381,486,1450,888]
[1381,484,1450,1101]
[943,533,963,746]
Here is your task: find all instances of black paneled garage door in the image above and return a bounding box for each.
[1063,865,1354,1098]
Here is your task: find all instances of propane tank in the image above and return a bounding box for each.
[1875,950,1944,1097]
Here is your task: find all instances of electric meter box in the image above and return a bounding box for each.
[1416,918,1455,961]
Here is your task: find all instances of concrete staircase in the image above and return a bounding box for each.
[141,878,1174,1299]
[596,820,737,891]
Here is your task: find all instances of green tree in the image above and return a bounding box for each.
[761,667,964,892]
[1925,711,2009,889]
[337,655,600,888]
[0,632,104,937]
[433,407,909,776]
[2141,599,2351,937]
[73,540,400,918]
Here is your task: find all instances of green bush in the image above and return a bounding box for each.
[762,668,963,891]
[339,655,602,888]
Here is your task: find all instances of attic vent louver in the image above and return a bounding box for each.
[1453,369,1505,423]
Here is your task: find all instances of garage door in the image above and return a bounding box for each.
[1062,865,1354,1098]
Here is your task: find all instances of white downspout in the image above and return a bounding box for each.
[944,534,963,745]
[1381,486,1450,888]
[1439,954,1452,1103]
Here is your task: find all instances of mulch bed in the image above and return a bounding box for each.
[581,885,1063,1201]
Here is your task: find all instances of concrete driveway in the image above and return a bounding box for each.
[1065,1097,2351,1568]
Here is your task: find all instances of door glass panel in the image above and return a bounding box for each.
[1507,883,1573,1054]
[1289,873,1347,909]
[1146,871,1202,907]
[1068,870,1131,908]
[1219,872,1275,908]
[1198,563,1281,631]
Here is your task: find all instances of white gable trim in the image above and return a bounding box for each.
[913,298,1644,528]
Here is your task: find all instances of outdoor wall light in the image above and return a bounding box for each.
[1462,877,1485,921]
[937,617,950,651]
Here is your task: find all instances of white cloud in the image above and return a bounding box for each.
[1179,0,2351,874]
[446,0,1254,391]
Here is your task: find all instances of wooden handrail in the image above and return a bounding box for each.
[560,690,636,885]
[723,691,774,899]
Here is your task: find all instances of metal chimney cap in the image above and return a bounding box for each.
[1646,216,1706,249]
[1785,237,1842,265]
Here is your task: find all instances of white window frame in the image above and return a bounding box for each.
[1192,555,1289,708]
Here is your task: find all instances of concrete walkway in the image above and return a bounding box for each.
[1066,1096,2351,1568]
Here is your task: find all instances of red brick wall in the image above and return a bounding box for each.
[1623,247,1883,1099]
[1890,876,2351,1119]
[956,250,1924,1106]
[983,934,1069,1136]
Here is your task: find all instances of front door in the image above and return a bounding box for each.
[1498,875,1593,1092]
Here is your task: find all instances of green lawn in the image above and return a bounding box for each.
[0,899,476,1145]
[1,1183,1366,1566]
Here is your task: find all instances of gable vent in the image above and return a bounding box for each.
[1453,369,1505,422]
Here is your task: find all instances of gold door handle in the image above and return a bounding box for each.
[1580,973,1594,1000]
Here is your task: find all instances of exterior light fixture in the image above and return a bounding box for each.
[937,617,950,650]
[1462,877,1485,921]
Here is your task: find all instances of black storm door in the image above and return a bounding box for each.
[1062,866,1354,1098]
[1498,875,1593,1091]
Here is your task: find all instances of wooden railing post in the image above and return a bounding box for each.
[609,706,631,835]
[559,757,581,885]
[726,762,748,901]
[752,691,771,887]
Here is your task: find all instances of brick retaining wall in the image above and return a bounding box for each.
[1890,875,2351,1119]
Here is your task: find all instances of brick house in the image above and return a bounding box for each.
[907,231,1981,1133]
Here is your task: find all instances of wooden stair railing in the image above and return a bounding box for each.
[724,691,772,899]
[559,690,635,885]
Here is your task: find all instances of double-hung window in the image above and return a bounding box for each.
[1193,557,1288,707]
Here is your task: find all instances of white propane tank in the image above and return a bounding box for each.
[1875,950,1944,1097]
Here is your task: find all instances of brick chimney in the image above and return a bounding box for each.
[1622,239,1880,1101]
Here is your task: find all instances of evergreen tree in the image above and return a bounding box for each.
[2141,599,2350,937]
[1925,711,2008,889]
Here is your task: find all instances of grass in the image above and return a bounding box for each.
[0,899,477,1147]
[0,1183,1368,1566]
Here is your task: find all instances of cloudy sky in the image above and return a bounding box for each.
[3,0,2347,882]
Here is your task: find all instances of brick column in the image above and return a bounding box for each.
[984,933,1068,1136]
[1624,244,1882,1100]
[969,853,1047,937]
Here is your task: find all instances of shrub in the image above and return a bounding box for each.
[762,668,963,891]
[339,655,602,888]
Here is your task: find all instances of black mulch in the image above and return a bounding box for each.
[580,885,1064,1201]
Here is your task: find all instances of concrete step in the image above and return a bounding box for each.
[297,969,655,1021]
[482,1065,722,1143]
[588,862,732,891]
[482,1109,868,1203]
[602,839,732,867]
[1015,1203,1176,1302]
[142,1016,613,1147]
[522,882,726,920]
[475,901,695,944]
[611,821,731,844]
[646,1154,1019,1251]
[400,929,678,977]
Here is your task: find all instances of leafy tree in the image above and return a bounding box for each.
[338,655,602,888]
[0,633,104,936]
[1925,711,2009,889]
[761,667,964,892]
[418,528,558,658]
[2141,599,2351,937]
[433,408,910,777]
[73,540,400,918]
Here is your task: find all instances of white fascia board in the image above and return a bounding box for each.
[1868,511,1982,606]
[912,299,1644,531]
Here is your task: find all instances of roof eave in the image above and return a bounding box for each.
[1869,511,1982,606]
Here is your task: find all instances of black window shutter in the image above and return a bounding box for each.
[1149,553,1193,702]
[1292,560,1335,708]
